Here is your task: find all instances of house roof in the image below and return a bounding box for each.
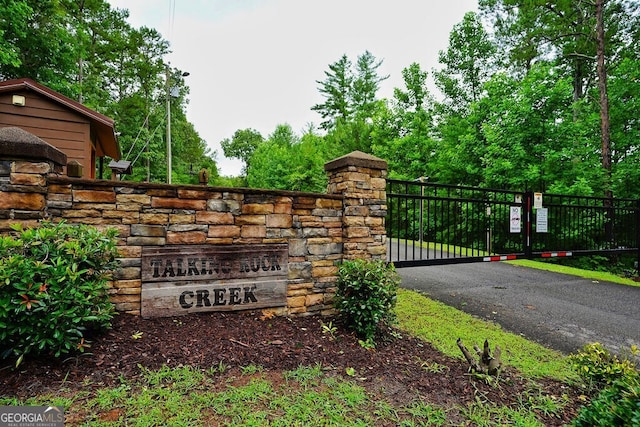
[0,78,120,160]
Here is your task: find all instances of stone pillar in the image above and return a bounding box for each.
[0,127,66,231]
[324,151,387,261]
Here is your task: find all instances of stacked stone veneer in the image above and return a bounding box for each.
[0,138,388,317]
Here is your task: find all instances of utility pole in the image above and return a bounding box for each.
[166,65,172,184]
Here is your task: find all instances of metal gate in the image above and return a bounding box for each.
[386,179,640,268]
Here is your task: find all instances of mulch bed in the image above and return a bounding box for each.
[0,311,586,425]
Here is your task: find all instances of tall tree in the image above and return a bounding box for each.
[372,63,435,180]
[311,54,353,131]
[595,0,612,199]
[0,0,77,90]
[479,65,601,192]
[479,0,594,100]
[479,0,638,197]
[432,12,497,186]
[608,55,640,198]
[0,1,31,70]
[220,128,264,176]
[312,51,387,132]
[433,12,496,111]
[40,1,130,115]
[351,50,389,121]
[479,0,635,102]
[394,62,431,114]
[247,125,328,192]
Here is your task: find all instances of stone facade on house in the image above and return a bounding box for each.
[0,129,388,318]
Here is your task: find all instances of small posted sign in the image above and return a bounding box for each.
[510,206,521,233]
[536,207,548,233]
[534,192,543,209]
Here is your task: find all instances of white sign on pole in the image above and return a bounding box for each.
[536,207,548,233]
[534,192,543,209]
[510,206,521,233]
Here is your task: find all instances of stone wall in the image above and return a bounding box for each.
[0,133,388,318]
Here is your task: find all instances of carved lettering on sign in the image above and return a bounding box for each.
[145,253,282,279]
[140,244,288,318]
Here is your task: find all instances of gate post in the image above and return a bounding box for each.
[324,151,387,261]
[524,191,533,258]
[636,198,640,274]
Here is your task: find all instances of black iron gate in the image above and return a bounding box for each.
[386,179,640,268]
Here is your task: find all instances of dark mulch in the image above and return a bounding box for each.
[1,311,586,425]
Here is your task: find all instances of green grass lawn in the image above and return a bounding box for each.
[395,288,577,381]
[507,258,640,287]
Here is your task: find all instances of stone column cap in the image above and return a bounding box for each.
[324,150,387,172]
[0,126,67,167]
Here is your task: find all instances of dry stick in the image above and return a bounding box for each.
[229,338,250,348]
[457,338,502,376]
[457,338,482,373]
[488,345,502,375]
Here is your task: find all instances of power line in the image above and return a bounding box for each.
[130,112,166,168]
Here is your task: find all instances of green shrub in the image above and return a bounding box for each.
[570,343,640,426]
[569,343,638,389]
[572,374,640,426]
[334,259,400,344]
[0,221,120,364]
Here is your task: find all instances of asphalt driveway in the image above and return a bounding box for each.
[398,261,640,356]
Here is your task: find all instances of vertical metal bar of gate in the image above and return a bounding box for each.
[524,191,533,258]
[637,199,640,273]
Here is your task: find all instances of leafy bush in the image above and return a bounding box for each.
[334,259,400,344]
[572,374,640,426]
[570,343,640,426]
[0,221,119,364]
[569,342,638,389]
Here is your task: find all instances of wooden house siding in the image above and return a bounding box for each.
[0,92,92,177]
[0,78,119,179]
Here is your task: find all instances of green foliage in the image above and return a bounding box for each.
[220,128,264,175]
[572,374,640,427]
[0,0,31,68]
[570,343,640,426]
[335,259,400,343]
[0,221,119,364]
[434,11,496,109]
[0,0,77,87]
[569,343,639,389]
[312,50,388,132]
[372,63,437,181]
[462,400,543,427]
[542,254,637,277]
[2,0,638,194]
[0,1,213,182]
[247,124,329,192]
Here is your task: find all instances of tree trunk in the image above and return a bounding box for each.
[596,0,614,246]
[596,0,612,199]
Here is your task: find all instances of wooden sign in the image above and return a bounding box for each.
[141,244,288,318]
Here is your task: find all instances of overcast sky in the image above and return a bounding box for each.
[107,0,478,176]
